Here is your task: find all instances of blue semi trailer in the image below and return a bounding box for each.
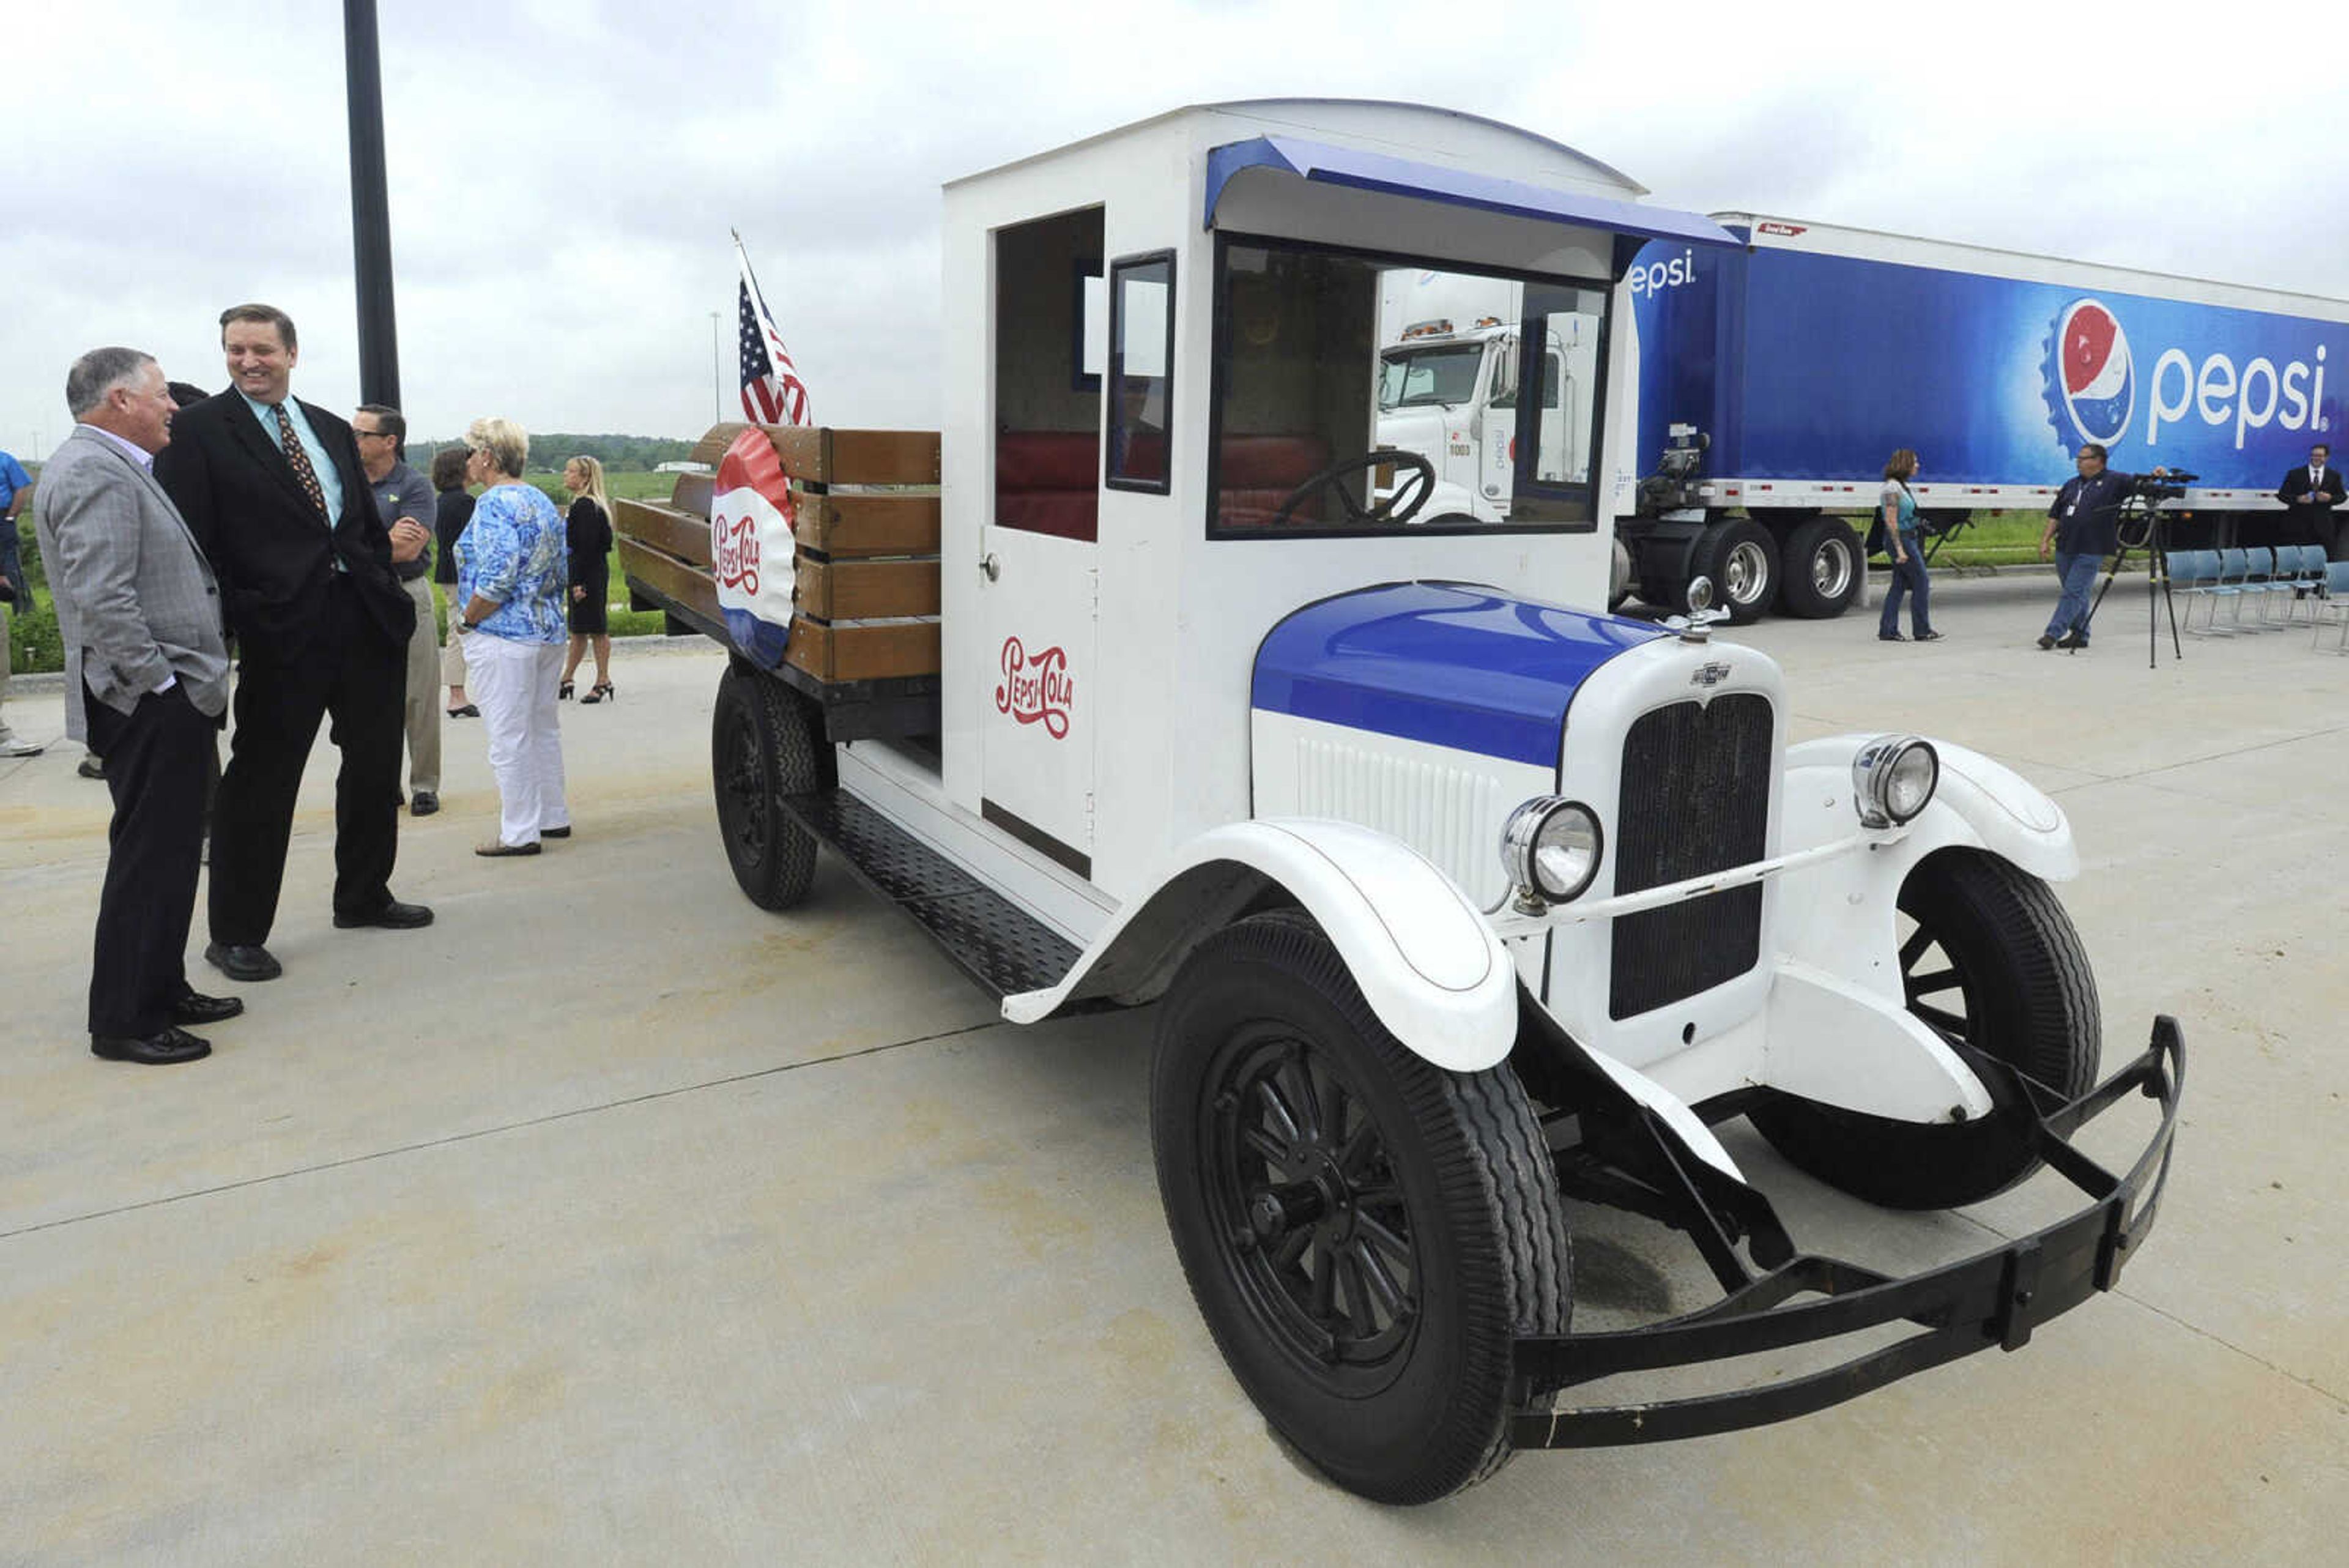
[1613,215,2349,620]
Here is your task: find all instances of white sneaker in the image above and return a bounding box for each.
[0,737,43,758]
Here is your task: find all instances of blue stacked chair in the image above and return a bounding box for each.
[2315,559,2349,652]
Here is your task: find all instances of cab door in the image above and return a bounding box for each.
[978,210,1108,879]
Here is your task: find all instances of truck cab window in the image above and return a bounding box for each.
[1211,240,1608,535]
[994,206,1107,541]
[1107,254,1174,492]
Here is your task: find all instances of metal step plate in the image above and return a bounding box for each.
[779,789,1081,1002]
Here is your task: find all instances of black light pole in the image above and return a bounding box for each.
[344,0,400,410]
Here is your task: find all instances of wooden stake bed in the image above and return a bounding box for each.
[615,423,944,740]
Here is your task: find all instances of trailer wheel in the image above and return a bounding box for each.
[1776,517,1863,618]
[1151,913,1570,1504]
[710,665,820,911]
[1750,849,2101,1209]
[1691,519,1778,623]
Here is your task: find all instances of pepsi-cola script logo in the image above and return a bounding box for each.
[2053,299,2135,447]
[995,637,1072,739]
[711,512,759,593]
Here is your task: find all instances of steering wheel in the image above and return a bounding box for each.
[1271,450,1435,529]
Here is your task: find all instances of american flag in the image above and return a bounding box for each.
[736,233,812,426]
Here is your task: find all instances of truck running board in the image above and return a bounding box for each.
[777,789,1081,1003]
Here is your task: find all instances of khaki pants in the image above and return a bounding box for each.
[401,575,442,793]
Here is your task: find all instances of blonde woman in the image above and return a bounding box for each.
[559,455,616,702]
[453,418,572,855]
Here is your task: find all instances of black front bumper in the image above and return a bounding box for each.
[1510,1016,2184,1448]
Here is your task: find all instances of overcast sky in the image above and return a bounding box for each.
[2,0,2333,461]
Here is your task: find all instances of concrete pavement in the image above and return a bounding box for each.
[2,583,2344,1564]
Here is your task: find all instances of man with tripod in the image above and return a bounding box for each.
[2036,444,2165,651]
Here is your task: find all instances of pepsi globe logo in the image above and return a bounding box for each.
[2052,299,2134,446]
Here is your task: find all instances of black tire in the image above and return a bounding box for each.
[1776,517,1863,619]
[1151,913,1570,1504]
[1607,537,1634,611]
[709,664,821,911]
[1691,518,1779,623]
[1750,849,2101,1209]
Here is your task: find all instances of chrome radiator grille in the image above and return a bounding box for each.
[1608,694,1772,1020]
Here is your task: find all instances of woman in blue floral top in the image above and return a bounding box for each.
[454,417,573,855]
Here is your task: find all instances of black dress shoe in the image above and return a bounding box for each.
[410,790,439,817]
[174,992,246,1026]
[91,1026,212,1065]
[333,899,435,930]
[2036,634,2057,650]
[205,942,283,982]
[541,825,571,839]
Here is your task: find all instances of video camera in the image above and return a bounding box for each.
[2131,469,2196,503]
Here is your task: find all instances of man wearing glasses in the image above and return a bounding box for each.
[2035,444,2164,652]
[354,404,440,817]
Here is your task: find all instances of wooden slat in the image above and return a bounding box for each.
[794,492,941,557]
[770,427,940,485]
[785,620,941,682]
[669,471,714,518]
[618,537,720,624]
[613,498,713,568]
[795,556,941,620]
[686,423,941,484]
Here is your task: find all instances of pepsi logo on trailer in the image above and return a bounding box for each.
[2050,299,2134,448]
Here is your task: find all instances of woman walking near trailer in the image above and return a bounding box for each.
[1876,448,1940,642]
[559,456,615,703]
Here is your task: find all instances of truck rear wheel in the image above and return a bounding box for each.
[1691,519,1778,623]
[1776,516,1863,618]
[1608,537,1634,611]
[710,665,820,911]
[1749,849,2101,1209]
[1151,913,1571,1504]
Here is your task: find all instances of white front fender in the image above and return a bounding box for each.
[1784,735,2077,881]
[1001,819,1518,1072]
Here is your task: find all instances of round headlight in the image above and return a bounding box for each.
[1501,798,1604,905]
[1852,735,1939,828]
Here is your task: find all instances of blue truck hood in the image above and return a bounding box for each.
[1252,582,1669,768]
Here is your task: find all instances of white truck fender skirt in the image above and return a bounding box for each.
[1784,735,2077,883]
[1002,819,1519,1072]
[1764,959,1998,1123]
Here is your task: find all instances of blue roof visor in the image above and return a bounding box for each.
[1205,136,1740,251]
[1253,582,1669,767]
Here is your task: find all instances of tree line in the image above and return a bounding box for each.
[409,432,700,473]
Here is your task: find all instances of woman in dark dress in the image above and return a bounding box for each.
[431,445,480,716]
[558,455,615,701]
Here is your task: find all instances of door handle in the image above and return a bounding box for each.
[979,552,1000,582]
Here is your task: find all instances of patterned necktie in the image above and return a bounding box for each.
[273,401,329,519]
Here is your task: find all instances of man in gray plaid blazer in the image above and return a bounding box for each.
[37,347,248,1064]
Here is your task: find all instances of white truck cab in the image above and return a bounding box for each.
[619,98,2181,1506]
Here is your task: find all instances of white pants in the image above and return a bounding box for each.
[465,633,570,847]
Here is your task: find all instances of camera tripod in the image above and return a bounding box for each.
[2082,497,2183,669]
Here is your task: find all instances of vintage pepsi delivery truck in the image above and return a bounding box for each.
[616,99,2183,1504]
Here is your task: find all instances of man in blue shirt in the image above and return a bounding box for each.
[2035,444,2164,651]
[1,446,41,756]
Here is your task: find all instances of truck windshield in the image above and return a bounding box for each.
[1211,238,1608,536]
[1377,344,1483,411]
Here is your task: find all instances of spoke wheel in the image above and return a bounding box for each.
[1152,913,1570,1504]
[1750,849,2101,1209]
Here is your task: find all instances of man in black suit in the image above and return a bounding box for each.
[2278,443,2347,559]
[155,303,433,983]
[38,347,245,1063]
